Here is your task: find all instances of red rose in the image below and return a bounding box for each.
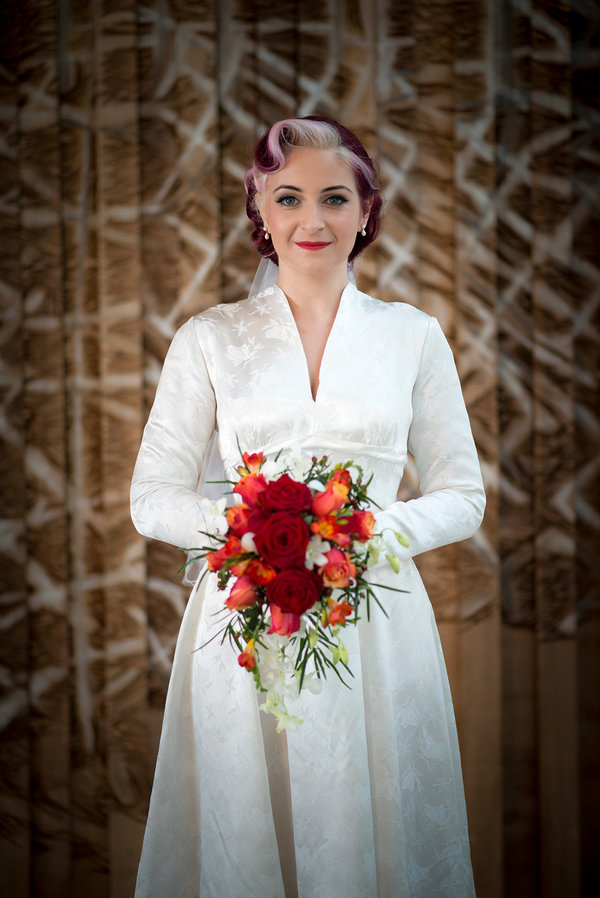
[254,512,310,569]
[233,474,267,507]
[266,567,320,615]
[261,474,312,513]
[319,547,356,589]
[268,604,301,636]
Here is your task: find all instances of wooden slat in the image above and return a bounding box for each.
[17,1,72,893]
[0,2,30,894]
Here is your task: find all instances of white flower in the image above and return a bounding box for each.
[261,457,288,480]
[198,497,228,544]
[306,478,325,492]
[259,693,303,733]
[241,531,257,552]
[282,444,311,480]
[365,535,385,567]
[261,445,311,482]
[293,668,322,695]
[305,535,331,569]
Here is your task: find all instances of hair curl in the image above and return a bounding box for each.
[244,116,382,264]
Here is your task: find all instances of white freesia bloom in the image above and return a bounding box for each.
[241,531,257,552]
[293,668,322,695]
[365,535,386,567]
[198,497,228,545]
[305,535,331,569]
[261,445,311,481]
[260,457,289,481]
[282,444,311,480]
[259,693,303,733]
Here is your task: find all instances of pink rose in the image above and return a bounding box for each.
[319,547,356,589]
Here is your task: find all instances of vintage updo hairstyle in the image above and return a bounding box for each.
[244,116,383,264]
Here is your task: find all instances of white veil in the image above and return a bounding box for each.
[249,257,279,297]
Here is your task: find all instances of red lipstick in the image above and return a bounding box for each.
[295,241,332,250]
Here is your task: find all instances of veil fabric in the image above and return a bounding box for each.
[249,257,279,297]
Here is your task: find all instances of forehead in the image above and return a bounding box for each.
[266,147,357,191]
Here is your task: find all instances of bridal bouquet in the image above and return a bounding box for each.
[190,449,408,732]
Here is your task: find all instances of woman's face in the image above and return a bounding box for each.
[258,147,369,281]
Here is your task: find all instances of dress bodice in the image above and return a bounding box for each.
[131,282,485,557]
[197,282,422,508]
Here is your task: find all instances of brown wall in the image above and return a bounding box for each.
[0,1,598,896]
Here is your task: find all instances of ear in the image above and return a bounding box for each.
[255,193,268,231]
[361,196,373,225]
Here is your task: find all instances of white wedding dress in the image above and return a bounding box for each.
[131,281,485,898]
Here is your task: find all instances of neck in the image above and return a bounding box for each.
[276,265,350,314]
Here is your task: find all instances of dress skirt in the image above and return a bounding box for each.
[134,558,476,898]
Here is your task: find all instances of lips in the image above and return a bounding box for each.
[295,241,332,250]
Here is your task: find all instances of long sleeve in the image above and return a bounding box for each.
[376,316,485,560]
[130,318,217,549]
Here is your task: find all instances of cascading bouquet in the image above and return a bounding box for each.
[189,449,408,732]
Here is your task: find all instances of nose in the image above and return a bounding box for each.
[300,200,324,232]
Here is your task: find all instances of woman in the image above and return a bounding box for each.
[131,116,485,898]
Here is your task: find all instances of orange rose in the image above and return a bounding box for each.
[206,535,242,572]
[319,547,356,589]
[311,469,351,517]
[226,503,252,536]
[327,597,354,626]
[225,574,259,610]
[233,473,267,507]
[238,638,257,670]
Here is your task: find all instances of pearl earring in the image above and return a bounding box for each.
[361,224,367,237]
[264,229,270,240]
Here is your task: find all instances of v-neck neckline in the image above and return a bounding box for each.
[273,281,353,404]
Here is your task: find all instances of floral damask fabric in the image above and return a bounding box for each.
[130,283,485,897]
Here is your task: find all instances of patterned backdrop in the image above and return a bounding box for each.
[0,1,598,896]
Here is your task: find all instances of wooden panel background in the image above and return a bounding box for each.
[0,1,598,896]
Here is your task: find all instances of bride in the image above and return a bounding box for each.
[131,116,485,897]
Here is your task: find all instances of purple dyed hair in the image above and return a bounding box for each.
[244,116,383,264]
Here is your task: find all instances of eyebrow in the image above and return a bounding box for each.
[273,184,353,193]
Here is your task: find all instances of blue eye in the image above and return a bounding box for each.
[325,194,348,206]
[276,195,299,206]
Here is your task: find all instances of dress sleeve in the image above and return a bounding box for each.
[376,316,486,560]
[130,318,217,549]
